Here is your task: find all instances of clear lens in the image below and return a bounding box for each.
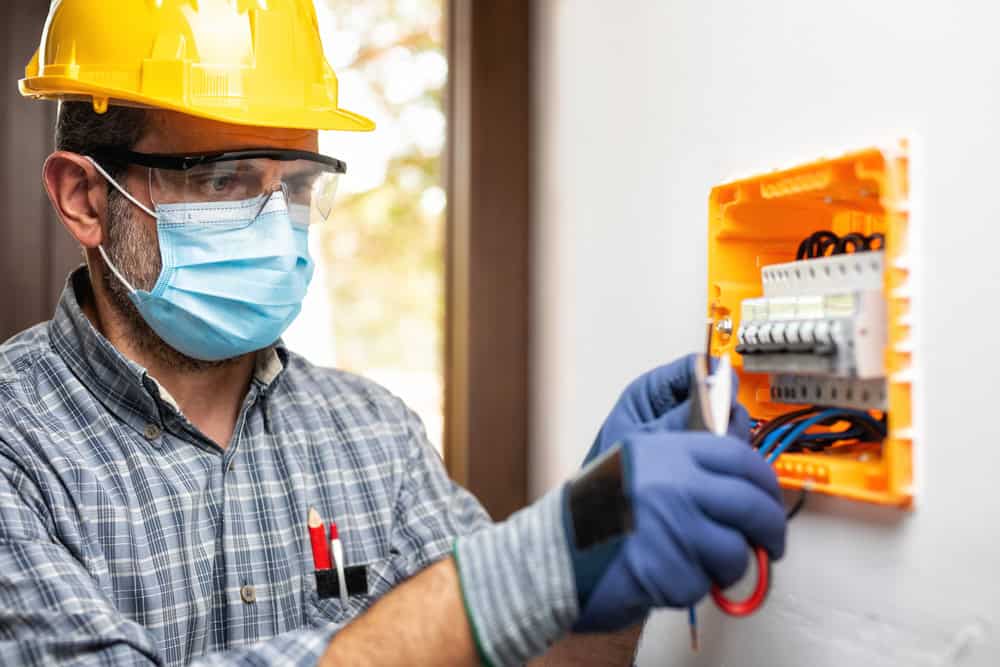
[149,158,341,225]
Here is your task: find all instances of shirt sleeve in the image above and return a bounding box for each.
[388,403,579,666]
[387,405,494,580]
[453,487,579,667]
[0,452,337,667]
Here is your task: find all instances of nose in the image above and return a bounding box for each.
[253,182,290,221]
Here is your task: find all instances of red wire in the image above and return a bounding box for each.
[710,545,770,616]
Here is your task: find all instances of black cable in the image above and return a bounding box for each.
[795,230,887,260]
[754,409,886,454]
[796,237,811,260]
[866,232,885,250]
[751,406,820,449]
[786,426,867,453]
[793,427,878,453]
[796,231,839,260]
[811,412,886,439]
[817,236,840,257]
[786,488,809,520]
[835,233,867,255]
[811,231,838,258]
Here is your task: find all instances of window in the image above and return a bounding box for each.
[284,0,448,452]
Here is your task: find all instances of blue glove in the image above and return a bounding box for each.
[567,431,785,633]
[584,355,751,466]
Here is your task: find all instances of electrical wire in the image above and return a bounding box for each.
[714,388,886,620]
[710,544,770,616]
[712,405,883,622]
[751,406,820,448]
[753,407,885,512]
[766,410,843,464]
[792,427,867,452]
[757,407,884,449]
[766,409,884,464]
[758,422,796,457]
[785,488,809,520]
[795,418,884,451]
[794,230,886,259]
[835,233,867,254]
[778,413,885,454]
[866,233,885,250]
[688,605,698,652]
[712,408,819,619]
[796,230,838,260]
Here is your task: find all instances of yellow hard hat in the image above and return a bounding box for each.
[19,0,374,132]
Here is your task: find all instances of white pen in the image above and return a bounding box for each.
[329,522,348,606]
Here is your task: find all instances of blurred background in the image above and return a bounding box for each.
[284,0,449,454]
[3,1,1000,665]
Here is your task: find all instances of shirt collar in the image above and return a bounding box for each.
[49,267,288,430]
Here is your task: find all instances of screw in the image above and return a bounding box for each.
[715,317,733,337]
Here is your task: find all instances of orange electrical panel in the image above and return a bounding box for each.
[707,143,914,507]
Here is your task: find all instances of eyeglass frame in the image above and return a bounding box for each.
[89,147,347,175]
[86,147,347,225]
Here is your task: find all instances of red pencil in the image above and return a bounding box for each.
[308,507,332,570]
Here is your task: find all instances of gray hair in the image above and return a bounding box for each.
[55,102,148,180]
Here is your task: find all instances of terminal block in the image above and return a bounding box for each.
[706,144,915,507]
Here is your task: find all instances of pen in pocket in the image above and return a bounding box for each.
[308,507,368,600]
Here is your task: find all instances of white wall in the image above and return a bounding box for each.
[531,1,1000,664]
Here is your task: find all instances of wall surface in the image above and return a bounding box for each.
[531,1,999,665]
[0,0,78,341]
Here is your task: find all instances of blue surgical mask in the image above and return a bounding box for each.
[88,158,314,361]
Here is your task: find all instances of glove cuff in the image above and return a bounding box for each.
[563,444,635,618]
[453,487,579,667]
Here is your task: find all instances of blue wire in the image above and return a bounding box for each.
[766,410,842,464]
[757,422,794,457]
[687,604,697,649]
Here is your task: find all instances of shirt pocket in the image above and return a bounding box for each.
[302,557,396,627]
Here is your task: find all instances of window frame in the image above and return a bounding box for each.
[444,0,533,520]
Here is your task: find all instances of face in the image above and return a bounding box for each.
[100,111,319,371]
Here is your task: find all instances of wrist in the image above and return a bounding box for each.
[453,488,579,667]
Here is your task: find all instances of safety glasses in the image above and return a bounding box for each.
[92,147,346,225]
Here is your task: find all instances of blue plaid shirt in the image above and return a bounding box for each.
[0,270,507,665]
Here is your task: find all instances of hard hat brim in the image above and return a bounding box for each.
[20,76,376,133]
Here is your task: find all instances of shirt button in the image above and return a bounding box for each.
[143,423,162,440]
[240,585,256,604]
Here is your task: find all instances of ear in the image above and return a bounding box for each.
[43,151,109,249]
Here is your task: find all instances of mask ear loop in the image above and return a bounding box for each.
[85,156,157,294]
[86,156,157,220]
[96,245,137,294]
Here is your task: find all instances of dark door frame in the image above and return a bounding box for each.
[445,0,532,520]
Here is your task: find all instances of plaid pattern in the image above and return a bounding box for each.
[0,269,493,666]
[455,488,579,666]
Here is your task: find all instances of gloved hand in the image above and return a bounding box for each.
[584,354,751,466]
[567,431,785,633]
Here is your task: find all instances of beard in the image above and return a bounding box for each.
[101,188,240,373]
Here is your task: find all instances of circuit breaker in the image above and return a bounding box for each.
[707,144,914,507]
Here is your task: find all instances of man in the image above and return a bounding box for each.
[0,1,786,665]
